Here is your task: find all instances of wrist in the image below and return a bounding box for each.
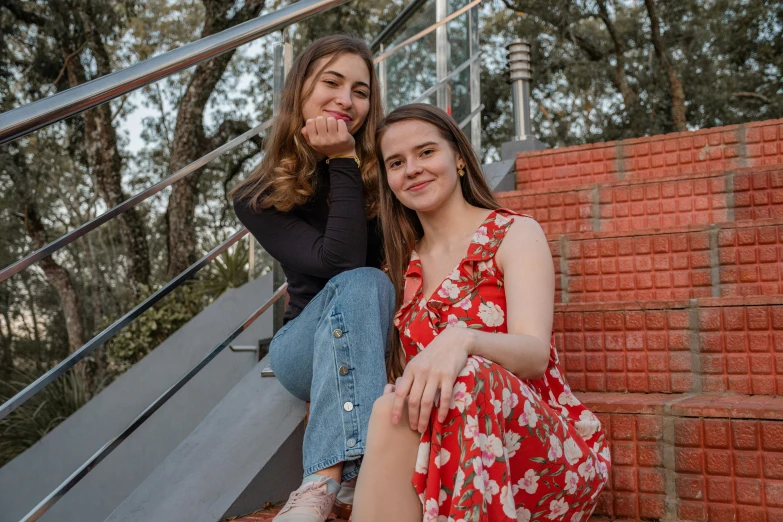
[463,328,478,357]
[328,149,357,159]
[325,151,360,168]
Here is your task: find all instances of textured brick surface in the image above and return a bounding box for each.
[580,393,783,521]
[515,119,783,191]
[546,219,783,304]
[554,296,783,395]
[497,166,783,235]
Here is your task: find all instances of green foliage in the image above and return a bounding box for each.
[104,282,212,374]
[0,367,88,467]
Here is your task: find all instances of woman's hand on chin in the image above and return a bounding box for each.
[301,116,357,159]
[391,327,475,433]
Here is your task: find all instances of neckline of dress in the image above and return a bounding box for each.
[410,208,500,305]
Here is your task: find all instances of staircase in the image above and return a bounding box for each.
[498,118,783,521]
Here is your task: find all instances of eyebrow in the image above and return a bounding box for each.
[384,142,439,163]
[322,70,370,90]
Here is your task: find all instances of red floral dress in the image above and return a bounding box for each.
[394,209,610,522]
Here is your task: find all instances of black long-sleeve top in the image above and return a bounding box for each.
[234,158,384,323]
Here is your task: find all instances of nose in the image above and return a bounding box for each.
[405,156,423,178]
[334,86,353,109]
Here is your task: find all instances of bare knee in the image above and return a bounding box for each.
[367,394,416,447]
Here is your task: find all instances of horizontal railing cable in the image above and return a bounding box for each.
[0,228,249,422]
[0,119,272,284]
[373,0,481,64]
[19,282,289,522]
[458,103,484,129]
[410,51,481,104]
[0,0,350,145]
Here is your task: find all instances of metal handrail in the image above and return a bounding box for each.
[373,0,481,64]
[0,0,350,145]
[0,119,272,284]
[410,51,481,103]
[20,282,289,522]
[0,0,480,284]
[0,228,249,421]
[458,103,484,129]
[0,0,480,422]
[370,0,429,52]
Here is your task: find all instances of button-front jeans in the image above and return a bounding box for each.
[269,267,395,481]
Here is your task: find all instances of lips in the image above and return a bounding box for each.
[325,110,352,123]
[406,180,432,192]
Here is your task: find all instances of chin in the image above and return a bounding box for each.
[401,197,442,214]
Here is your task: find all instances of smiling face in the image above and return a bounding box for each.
[380,119,467,213]
[300,52,371,135]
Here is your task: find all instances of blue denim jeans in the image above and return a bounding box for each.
[269,267,395,481]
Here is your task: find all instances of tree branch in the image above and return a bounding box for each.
[732,91,770,104]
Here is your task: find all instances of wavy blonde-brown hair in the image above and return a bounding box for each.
[376,104,500,381]
[231,35,382,216]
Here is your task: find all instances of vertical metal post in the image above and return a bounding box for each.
[378,44,388,112]
[271,38,294,335]
[507,38,532,141]
[468,5,481,154]
[435,0,450,112]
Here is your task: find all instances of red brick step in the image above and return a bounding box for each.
[544,218,783,304]
[515,119,783,192]
[498,165,783,235]
[554,296,783,396]
[578,392,783,522]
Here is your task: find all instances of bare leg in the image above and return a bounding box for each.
[313,462,342,482]
[352,394,422,522]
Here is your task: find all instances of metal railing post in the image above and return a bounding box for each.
[468,5,481,154]
[271,38,293,336]
[508,38,532,141]
[435,0,450,112]
[378,44,388,112]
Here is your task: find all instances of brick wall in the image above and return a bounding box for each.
[514,119,783,191]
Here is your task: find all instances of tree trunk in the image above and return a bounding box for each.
[4,154,87,354]
[165,0,264,280]
[59,12,151,297]
[596,0,636,108]
[644,0,687,131]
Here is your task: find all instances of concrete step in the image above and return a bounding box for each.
[513,118,783,192]
[554,295,783,396]
[578,391,783,522]
[497,165,783,235]
[544,218,783,304]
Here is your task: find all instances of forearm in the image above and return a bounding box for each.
[466,329,550,380]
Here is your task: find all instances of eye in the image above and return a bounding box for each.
[389,159,403,169]
[324,79,338,87]
[420,148,434,157]
[354,90,369,98]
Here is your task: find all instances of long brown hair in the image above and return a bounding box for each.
[231,35,382,216]
[376,104,500,381]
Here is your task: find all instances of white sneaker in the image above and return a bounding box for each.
[274,477,337,522]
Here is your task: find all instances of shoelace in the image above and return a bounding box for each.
[280,482,333,513]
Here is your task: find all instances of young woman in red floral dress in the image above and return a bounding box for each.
[352,104,610,522]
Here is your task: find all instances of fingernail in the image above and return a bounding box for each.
[392,415,398,424]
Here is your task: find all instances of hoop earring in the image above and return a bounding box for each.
[458,167,466,177]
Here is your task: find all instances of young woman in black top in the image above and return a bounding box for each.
[232,36,393,522]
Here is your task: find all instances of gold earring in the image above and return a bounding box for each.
[458,167,465,177]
